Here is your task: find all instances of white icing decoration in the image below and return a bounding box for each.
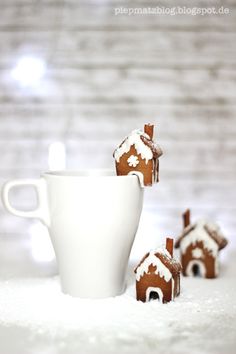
[136,248,172,283]
[145,287,163,303]
[127,155,140,167]
[114,129,153,164]
[192,248,203,259]
[128,171,144,188]
[152,160,156,184]
[171,278,175,300]
[186,260,206,277]
[215,257,219,276]
[177,276,180,295]
[180,220,219,258]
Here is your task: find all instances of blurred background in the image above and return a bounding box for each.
[0,0,235,277]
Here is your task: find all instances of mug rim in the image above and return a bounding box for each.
[42,169,138,179]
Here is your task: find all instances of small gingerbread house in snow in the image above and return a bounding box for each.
[113,124,163,187]
[134,238,181,303]
[175,210,228,278]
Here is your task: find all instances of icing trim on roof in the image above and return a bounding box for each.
[114,130,154,164]
[179,220,220,257]
[135,250,173,282]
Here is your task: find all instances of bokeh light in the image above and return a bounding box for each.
[11,56,46,87]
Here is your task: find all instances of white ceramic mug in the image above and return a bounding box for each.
[1,170,144,298]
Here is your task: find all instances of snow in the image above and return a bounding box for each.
[135,248,172,282]
[114,129,153,164]
[0,252,235,354]
[179,220,220,257]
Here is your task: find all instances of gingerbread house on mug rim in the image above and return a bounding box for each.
[175,210,228,279]
[134,238,181,303]
[113,124,163,187]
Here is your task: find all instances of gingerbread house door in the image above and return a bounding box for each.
[186,260,206,277]
[146,287,163,302]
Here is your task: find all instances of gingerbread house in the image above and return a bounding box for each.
[175,209,228,278]
[113,124,163,187]
[134,238,181,303]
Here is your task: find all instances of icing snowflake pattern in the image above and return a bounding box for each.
[192,248,203,259]
[127,155,140,167]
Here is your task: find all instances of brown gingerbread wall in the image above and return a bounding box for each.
[115,145,153,186]
[153,158,159,183]
[173,274,180,297]
[181,241,216,278]
[136,271,172,303]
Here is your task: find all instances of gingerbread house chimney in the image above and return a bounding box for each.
[183,209,191,228]
[144,124,154,139]
[166,237,174,257]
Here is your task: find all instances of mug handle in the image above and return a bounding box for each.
[1,178,50,227]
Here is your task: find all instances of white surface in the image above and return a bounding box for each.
[0,252,235,354]
[2,171,144,298]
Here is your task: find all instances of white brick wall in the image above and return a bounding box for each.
[0,0,235,260]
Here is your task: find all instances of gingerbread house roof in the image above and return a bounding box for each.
[134,248,181,283]
[175,220,228,257]
[113,129,163,164]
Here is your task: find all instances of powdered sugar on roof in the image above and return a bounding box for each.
[135,248,173,283]
[114,129,154,164]
[179,220,220,257]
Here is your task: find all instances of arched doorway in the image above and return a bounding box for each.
[192,264,200,276]
[186,260,206,277]
[149,291,160,300]
[146,287,163,302]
